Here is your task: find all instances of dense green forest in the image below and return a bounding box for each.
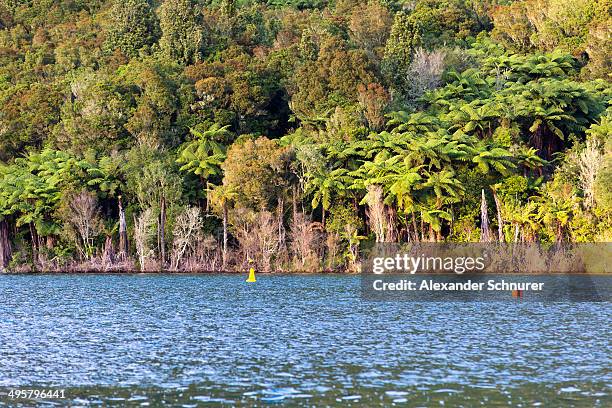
[0,0,610,272]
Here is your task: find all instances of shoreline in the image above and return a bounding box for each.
[1,270,607,276]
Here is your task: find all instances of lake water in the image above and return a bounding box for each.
[0,274,610,407]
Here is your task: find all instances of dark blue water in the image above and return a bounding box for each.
[0,275,610,406]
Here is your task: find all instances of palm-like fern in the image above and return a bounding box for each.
[176,124,232,179]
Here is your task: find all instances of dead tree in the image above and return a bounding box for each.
[491,187,505,243]
[0,219,11,270]
[159,195,166,266]
[480,189,492,243]
[134,208,156,271]
[102,235,115,269]
[118,195,129,260]
[171,207,203,270]
[68,190,101,260]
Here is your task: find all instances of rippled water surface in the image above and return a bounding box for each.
[0,274,610,407]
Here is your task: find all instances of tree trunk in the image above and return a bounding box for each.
[385,207,397,243]
[292,185,298,220]
[277,196,284,247]
[480,189,492,243]
[556,223,564,243]
[222,204,228,270]
[0,220,11,270]
[46,236,54,249]
[411,212,419,243]
[531,125,544,158]
[118,196,128,260]
[159,195,166,266]
[491,188,504,243]
[102,235,115,269]
[420,217,425,242]
[29,222,39,266]
[205,180,210,213]
[514,224,520,243]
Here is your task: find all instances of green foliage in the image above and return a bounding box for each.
[185,46,288,134]
[382,11,421,91]
[0,149,86,234]
[591,109,612,210]
[177,124,233,179]
[103,0,159,57]
[124,146,183,210]
[491,0,598,54]
[407,0,486,48]
[222,136,292,210]
[306,168,352,211]
[291,35,377,119]
[83,152,125,198]
[0,81,63,159]
[52,69,133,153]
[424,50,609,160]
[158,0,205,64]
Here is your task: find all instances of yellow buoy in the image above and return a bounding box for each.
[246,267,256,283]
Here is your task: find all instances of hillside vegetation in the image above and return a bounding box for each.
[0,0,610,272]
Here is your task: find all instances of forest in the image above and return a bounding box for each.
[0,0,610,272]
